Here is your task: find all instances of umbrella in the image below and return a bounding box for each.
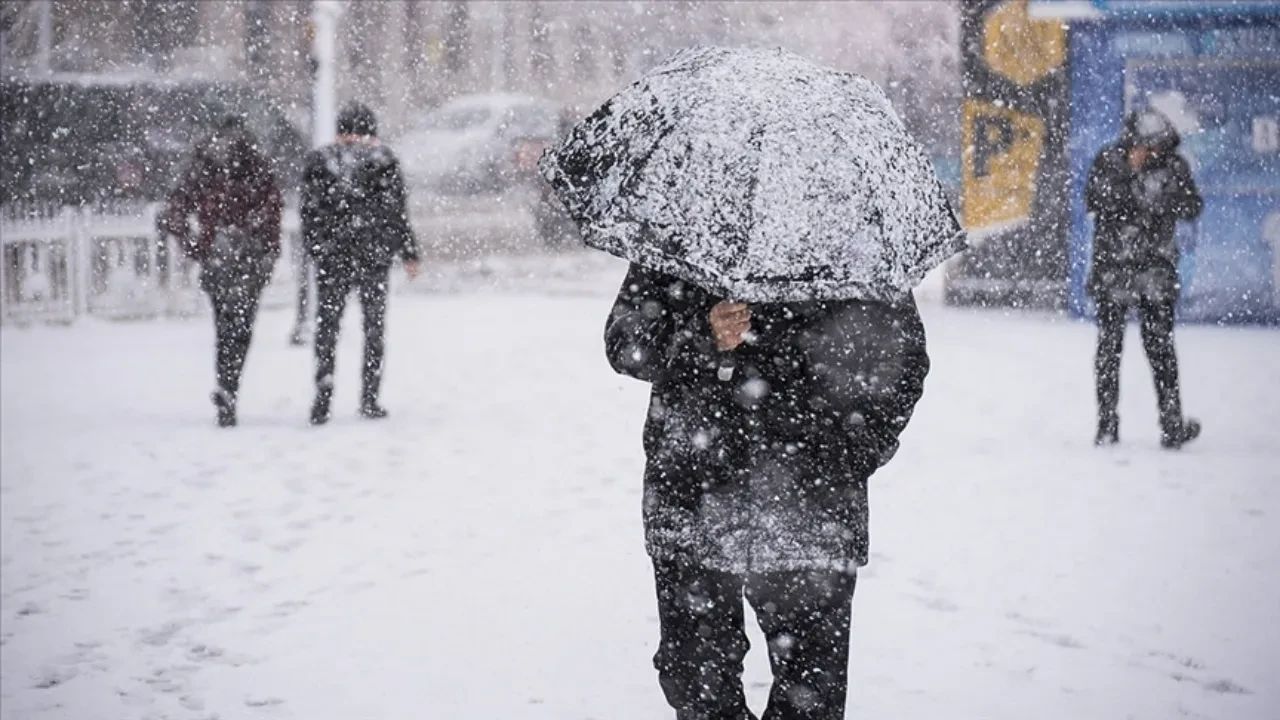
[539,46,966,303]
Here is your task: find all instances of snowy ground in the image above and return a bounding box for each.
[2,254,1278,720]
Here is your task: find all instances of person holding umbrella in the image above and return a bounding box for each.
[541,47,964,720]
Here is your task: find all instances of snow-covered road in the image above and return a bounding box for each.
[2,256,1277,719]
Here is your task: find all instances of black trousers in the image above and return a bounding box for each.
[653,558,857,720]
[313,261,389,406]
[205,269,266,401]
[1094,296,1182,434]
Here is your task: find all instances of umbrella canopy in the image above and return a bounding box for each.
[539,46,966,303]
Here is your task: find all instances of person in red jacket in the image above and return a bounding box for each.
[160,114,282,427]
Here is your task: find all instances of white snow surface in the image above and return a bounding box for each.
[2,254,1278,720]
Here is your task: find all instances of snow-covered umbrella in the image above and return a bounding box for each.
[539,46,966,303]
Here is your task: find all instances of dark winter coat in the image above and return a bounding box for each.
[301,139,420,270]
[606,263,929,573]
[1085,111,1203,303]
[160,126,282,264]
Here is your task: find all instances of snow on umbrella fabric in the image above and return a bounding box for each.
[539,45,966,304]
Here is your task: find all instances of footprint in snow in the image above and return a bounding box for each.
[1005,611,1055,629]
[32,665,76,689]
[1019,630,1084,649]
[1203,678,1249,694]
[913,595,958,613]
[138,620,187,647]
[1150,650,1206,670]
[16,601,43,617]
[1170,673,1250,695]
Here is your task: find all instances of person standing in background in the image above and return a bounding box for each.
[1085,108,1204,449]
[302,102,421,426]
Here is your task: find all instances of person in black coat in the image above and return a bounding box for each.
[301,102,421,425]
[606,263,929,720]
[160,114,282,428]
[1085,109,1203,448]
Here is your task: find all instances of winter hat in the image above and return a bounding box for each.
[1122,108,1178,152]
[337,101,378,137]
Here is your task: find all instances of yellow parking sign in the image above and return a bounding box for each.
[961,100,1046,231]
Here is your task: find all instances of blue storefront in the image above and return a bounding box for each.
[1031,0,1280,324]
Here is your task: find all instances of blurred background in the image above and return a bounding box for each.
[0,1,961,324]
[0,0,1276,324]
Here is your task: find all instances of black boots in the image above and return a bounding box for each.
[359,401,388,420]
[310,390,332,426]
[1095,415,1201,449]
[212,389,236,428]
[1095,416,1119,446]
[1161,417,1202,450]
[310,391,387,425]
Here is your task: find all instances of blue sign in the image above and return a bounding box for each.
[1126,61,1280,322]
[1031,0,1280,20]
[1065,7,1280,324]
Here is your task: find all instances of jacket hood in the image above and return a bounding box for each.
[1121,109,1180,153]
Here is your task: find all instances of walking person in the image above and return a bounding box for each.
[301,102,421,425]
[539,48,964,719]
[606,266,930,719]
[160,114,282,428]
[1086,109,1204,448]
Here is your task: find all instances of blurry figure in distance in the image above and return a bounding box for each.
[301,102,422,425]
[1085,109,1203,449]
[159,113,282,428]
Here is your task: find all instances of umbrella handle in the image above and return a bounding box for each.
[715,330,758,382]
[717,356,736,382]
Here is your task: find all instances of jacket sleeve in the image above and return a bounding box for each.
[866,297,930,467]
[250,162,282,261]
[1084,151,1107,216]
[808,296,930,470]
[1086,148,1140,221]
[382,156,421,263]
[604,264,718,384]
[159,157,201,258]
[299,150,328,259]
[1163,155,1203,221]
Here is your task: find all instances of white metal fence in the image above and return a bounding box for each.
[0,193,540,326]
[0,201,303,325]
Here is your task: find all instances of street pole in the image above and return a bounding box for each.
[311,0,344,149]
[36,0,53,76]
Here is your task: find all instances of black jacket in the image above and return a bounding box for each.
[1085,112,1203,302]
[301,139,420,269]
[606,264,929,573]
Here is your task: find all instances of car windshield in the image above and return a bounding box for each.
[139,87,225,152]
[421,106,492,131]
[498,106,560,138]
[139,86,289,153]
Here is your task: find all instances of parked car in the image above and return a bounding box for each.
[508,109,582,248]
[0,75,306,207]
[393,93,565,196]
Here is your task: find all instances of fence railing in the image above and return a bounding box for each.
[0,193,541,326]
[0,201,305,325]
